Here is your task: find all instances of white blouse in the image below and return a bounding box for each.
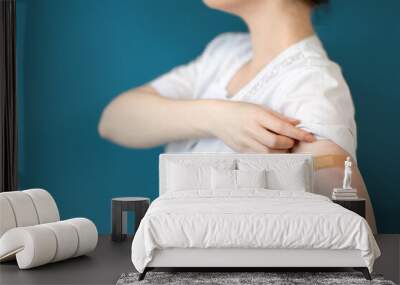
[151,33,357,159]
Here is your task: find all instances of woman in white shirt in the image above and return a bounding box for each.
[98,0,377,232]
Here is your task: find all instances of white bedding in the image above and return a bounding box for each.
[131,190,380,273]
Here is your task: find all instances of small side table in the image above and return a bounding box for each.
[332,198,366,218]
[111,197,150,242]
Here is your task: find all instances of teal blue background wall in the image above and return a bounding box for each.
[16,0,400,233]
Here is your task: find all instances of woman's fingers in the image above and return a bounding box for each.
[267,109,300,125]
[260,112,314,142]
[212,100,313,153]
[240,138,269,153]
[249,126,295,150]
[236,132,292,153]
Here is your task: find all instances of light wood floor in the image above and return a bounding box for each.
[0,235,399,285]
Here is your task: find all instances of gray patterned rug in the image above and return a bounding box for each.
[116,272,396,285]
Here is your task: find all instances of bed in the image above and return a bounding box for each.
[131,153,380,280]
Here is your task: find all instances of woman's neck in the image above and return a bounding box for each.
[240,1,315,71]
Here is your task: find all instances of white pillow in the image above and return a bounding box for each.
[166,159,236,192]
[237,158,308,191]
[211,168,236,190]
[236,169,267,189]
[266,167,306,191]
[167,163,210,191]
[211,169,267,190]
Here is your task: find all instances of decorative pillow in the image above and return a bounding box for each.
[236,169,267,189]
[211,168,236,190]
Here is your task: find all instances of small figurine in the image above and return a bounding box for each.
[332,157,357,200]
[342,156,352,190]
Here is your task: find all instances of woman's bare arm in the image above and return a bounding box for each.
[98,86,212,148]
[98,86,314,149]
[292,140,377,234]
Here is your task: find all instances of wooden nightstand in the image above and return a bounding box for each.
[332,198,366,218]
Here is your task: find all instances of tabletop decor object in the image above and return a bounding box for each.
[332,157,359,200]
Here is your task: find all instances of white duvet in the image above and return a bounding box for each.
[131,190,380,273]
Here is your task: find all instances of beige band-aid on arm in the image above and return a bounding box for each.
[313,155,349,170]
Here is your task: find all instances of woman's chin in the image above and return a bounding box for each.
[202,0,247,14]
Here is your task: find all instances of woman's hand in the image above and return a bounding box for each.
[204,100,315,153]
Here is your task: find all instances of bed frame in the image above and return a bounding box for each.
[140,248,370,280]
[139,154,372,281]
